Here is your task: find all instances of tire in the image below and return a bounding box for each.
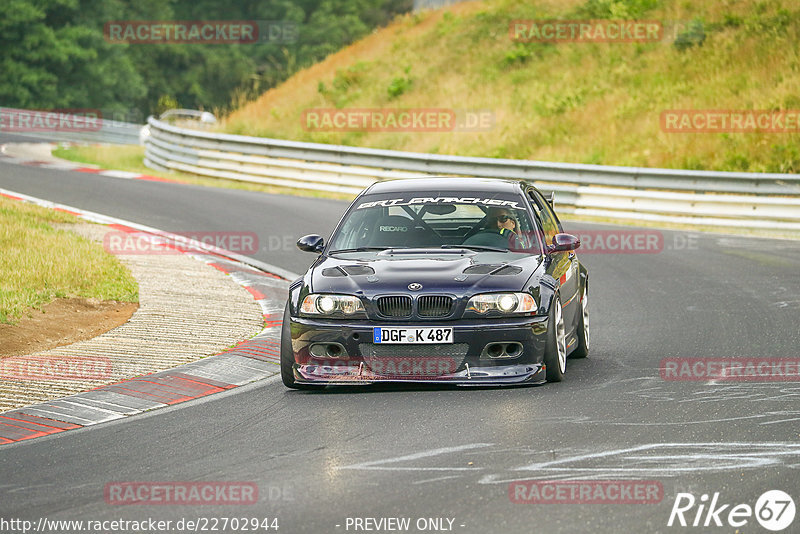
[570,284,589,359]
[544,294,567,382]
[280,302,300,389]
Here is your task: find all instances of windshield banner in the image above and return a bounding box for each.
[356,196,523,210]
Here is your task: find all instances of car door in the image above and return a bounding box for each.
[526,189,580,328]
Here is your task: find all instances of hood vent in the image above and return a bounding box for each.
[341,264,375,276]
[491,265,523,275]
[463,264,501,275]
[463,264,522,275]
[321,265,375,277]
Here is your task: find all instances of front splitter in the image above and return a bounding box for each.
[293,363,546,386]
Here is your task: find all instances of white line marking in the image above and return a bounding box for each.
[98,170,141,179]
[339,443,492,472]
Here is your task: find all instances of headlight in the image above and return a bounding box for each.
[300,294,365,316]
[465,292,537,315]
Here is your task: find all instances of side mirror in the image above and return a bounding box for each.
[548,233,580,253]
[544,191,555,207]
[297,234,324,253]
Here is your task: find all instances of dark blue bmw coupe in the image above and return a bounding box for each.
[281,177,588,388]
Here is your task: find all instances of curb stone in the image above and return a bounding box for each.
[0,187,296,446]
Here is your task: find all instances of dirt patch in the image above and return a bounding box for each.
[0,298,138,358]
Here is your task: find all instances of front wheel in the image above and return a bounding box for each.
[570,284,589,359]
[280,302,300,388]
[544,294,567,382]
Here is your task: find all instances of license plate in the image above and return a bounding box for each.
[373,327,453,344]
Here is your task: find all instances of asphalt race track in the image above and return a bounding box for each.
[2,136,800,533]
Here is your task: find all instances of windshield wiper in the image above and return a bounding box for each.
[329,246,404,253]
[441,245,509,253]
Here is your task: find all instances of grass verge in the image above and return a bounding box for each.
[0,196,138,324]
[52,144,356,201]
[222,0,800,174]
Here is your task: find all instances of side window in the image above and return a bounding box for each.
[527,189,561,245]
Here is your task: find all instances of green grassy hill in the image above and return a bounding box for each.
[221,0,799,173]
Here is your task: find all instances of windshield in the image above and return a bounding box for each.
[329,192,542,254]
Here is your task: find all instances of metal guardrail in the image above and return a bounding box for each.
[0,107,141,145]
[144,116,800,230]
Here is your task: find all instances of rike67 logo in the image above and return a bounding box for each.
[668,490,795,531]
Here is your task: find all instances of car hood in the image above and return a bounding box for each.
[309,250,543,296]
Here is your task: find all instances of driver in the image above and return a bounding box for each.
[482,207,525,249]
[487,208,518,236]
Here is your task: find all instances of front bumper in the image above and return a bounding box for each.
[289,315,549,386]
[295,363,546,386]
